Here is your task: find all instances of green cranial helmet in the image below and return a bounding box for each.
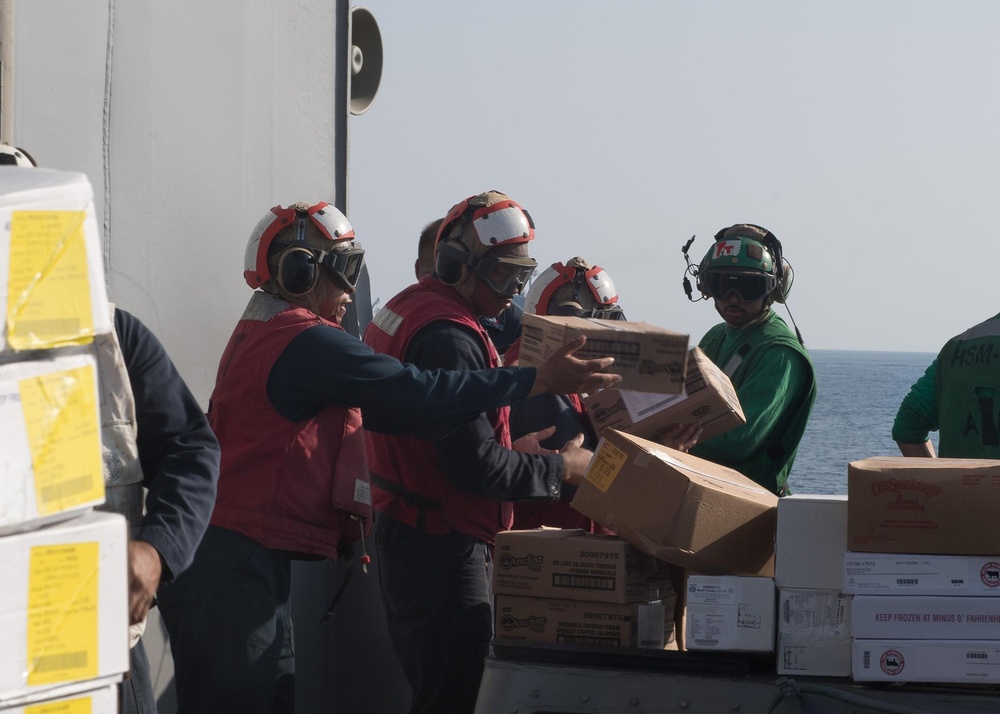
[697,224,794,303]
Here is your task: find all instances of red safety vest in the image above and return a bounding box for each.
[208,293,371,560]
[363,277,512,543]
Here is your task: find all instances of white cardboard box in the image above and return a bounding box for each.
[684,575,775,652]
[0,169,111,352]
[0,510,129,702]
[0,350,105,535]
[0,678,120,712]
[852,639,1000,684]
[844,552,1000,596]
[776,588,852,676]
[852,595,1000,640]
[775,494,848,591]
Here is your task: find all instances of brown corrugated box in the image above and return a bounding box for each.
[516,313,689,394]
[494,594,676,649]
[847,457,1000,555]
[494,528,674,604]
[584,347,745,443]
[571,429,778,576]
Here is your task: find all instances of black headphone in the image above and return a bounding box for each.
[435,241,475,285]
[275,246,321,296]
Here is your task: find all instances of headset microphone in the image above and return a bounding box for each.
[680,234,702,302]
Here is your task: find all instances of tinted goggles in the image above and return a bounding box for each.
[702,270,775,302]
[549,302,627,321]
[317,242,366,291]
[477,255,537,296]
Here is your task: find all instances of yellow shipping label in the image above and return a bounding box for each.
[26,694,94,713]
[7,210,95,349]
[20,364,104,515]
[27,541,100,685]
[586,441,627,493]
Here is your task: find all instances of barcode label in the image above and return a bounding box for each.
[16,318,82,337]
[33,651,88,673]
[556,635,618,646]
[552,574,614,592]
[896,578,918,585]
[40,474,98,504]
[863,651,871,669]
[968,651,989,660]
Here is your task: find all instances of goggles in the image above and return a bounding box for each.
[701,270,776,303]
[549,302,626,321]
[476,255,537,296]
[317,243,366,291]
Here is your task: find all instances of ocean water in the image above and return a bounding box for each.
[789,349,940,495]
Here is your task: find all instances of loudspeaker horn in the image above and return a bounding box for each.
[349,7,382,116]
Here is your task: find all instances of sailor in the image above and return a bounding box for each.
[364,191,621,714]
[681,223,817,495]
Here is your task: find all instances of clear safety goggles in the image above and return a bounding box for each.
[476,255,537,296]
[702,270,776,303]
[316,243,366,290]
[549,302,626,321]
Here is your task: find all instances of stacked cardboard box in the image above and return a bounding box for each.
[846,457,1000,684]
[584,347,746,444]
[774,495,852,675]
[684,575,776,653]
[0,169,128,708]
[493,529,677,649]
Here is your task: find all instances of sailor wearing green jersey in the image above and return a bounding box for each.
[681,224,817,495]
[894,312,1000,458]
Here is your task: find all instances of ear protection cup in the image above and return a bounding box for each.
[435,241,473,285]
[276,247,320,296]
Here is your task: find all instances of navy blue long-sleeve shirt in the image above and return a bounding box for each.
[115,309,220,582]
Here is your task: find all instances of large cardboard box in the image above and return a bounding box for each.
[775,494,848,590]
[495,594,674,649]
[684,575,776,652]
[844,552,1000,596]
[0,510,129,702]
[852,595,1000,640]
[0,169,112,352]
[776,588,852,676]
[571,430,778,576]
[0,350,105,535]
[584,347,745,443]
[852,639,1000,684]
[0,679,120,712]
[517,313,689,394]
[493,529,674,604]
[847,457,1000,555]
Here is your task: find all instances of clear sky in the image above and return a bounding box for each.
[348,1,999,354]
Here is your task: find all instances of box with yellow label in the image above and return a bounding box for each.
[571,429,778,576]
[0,680,119,712]
[0,510,128,702]
[0,169,112,353]
[0,351,105,535]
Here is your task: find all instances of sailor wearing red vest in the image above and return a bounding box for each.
[364,191,621,714]
[157,201,618,714]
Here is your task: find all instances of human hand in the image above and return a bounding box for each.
[655,423,702,452]
[558,433,595,487]
[528,336,621,398]
[128,540,163,626]
[512,426,557,455]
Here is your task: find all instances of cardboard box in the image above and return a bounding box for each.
[495,594,674,649]
[517,313,689,394]
[684,575,775,652]
[847,457,1000,555]
[494,529,674,604]
[776,588,852,676]
[0,510,129,702]
[0,679,120,712]
[775,494,848,590]
[852,595,1000,640]
[0,169,112,352]
[852,639,1000,684]
[584,347,745,443]
[571,429,778,576]
[844,552,1000,596]
[0,350,105,535]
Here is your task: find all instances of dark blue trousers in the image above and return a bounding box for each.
[157,526,295,714]
[375,517,494,714]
